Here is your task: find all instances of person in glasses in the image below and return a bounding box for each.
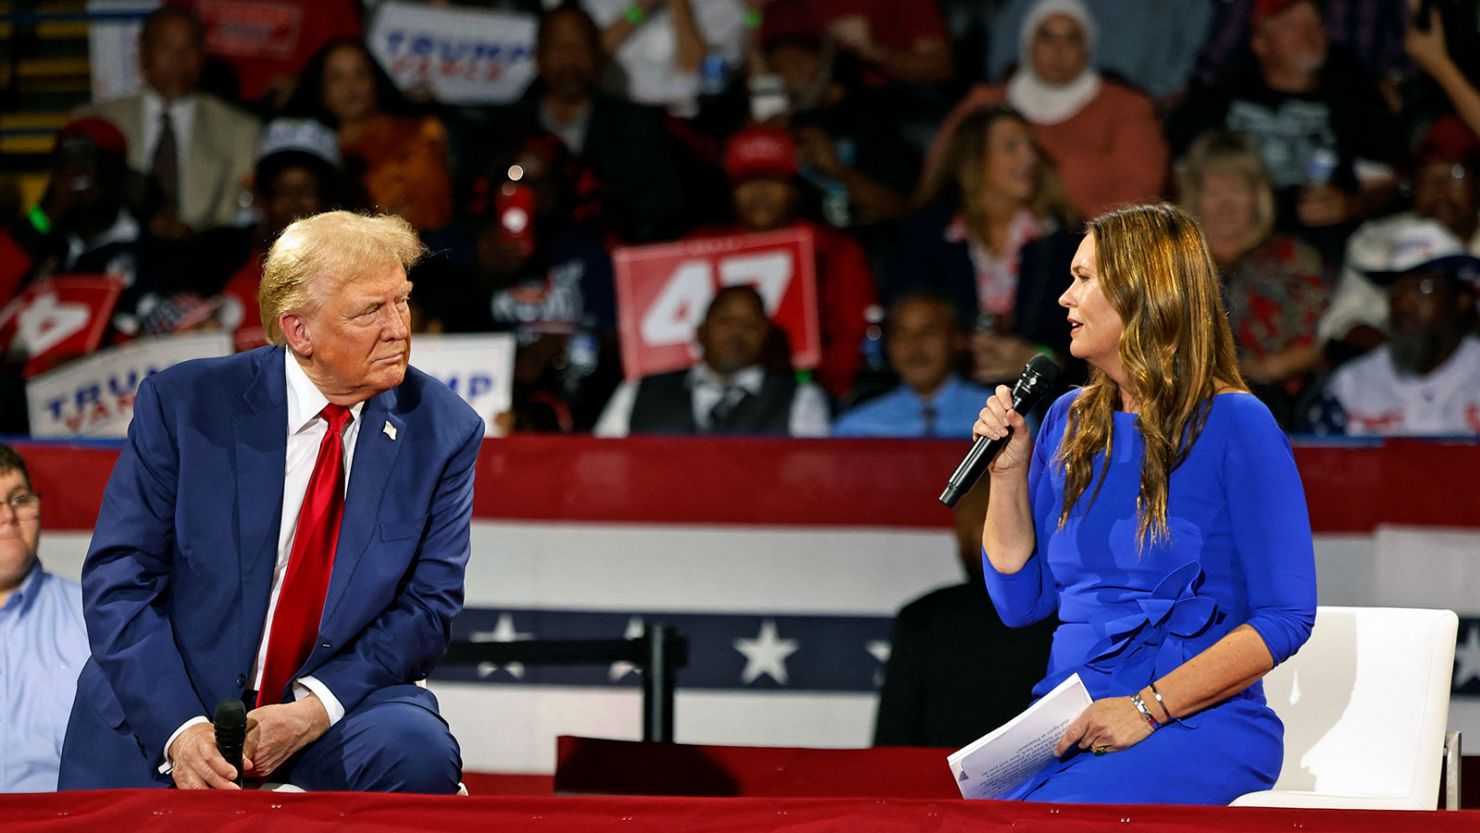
[0,444,89,792]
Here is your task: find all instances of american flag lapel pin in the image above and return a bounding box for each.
[383,421,397,441]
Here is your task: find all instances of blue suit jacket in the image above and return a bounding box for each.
[59,346,484,788]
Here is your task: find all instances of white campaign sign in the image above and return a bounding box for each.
[25,331,231,438]
[409,333,516,437]
[86,0,157,102]
[368,2,538,105]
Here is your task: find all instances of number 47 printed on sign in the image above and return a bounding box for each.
[613,227,820,381]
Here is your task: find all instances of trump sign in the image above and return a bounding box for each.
[613,228,820,381]
[409,332,517,437]
[368,1,538,105]
[26,331,231,438]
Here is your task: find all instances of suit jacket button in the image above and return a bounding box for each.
[235,675,247,688]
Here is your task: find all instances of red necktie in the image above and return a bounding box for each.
[256,404,352,707]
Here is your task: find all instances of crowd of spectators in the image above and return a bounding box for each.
[4,0,1480,437]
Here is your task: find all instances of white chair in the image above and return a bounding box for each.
[1230,606,1460,810]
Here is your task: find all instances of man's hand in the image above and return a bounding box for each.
[1404,1,1451,77]
[168,721,241,790]
[826,15,873,56]
[796,127,845,178]
[242,694,332,779]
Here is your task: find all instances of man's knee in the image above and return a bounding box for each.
[350,703,462,794]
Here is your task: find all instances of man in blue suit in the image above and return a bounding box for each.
[59,211,484,792]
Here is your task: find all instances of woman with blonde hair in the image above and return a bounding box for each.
[972,203,1316,803]
[893,105,1080,386]
[1178,129,1328,427]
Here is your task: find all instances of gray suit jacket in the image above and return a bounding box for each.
[78,93,261,230]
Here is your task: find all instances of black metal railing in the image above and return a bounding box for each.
[441,624,688,742]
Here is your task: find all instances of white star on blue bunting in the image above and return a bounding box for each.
[734,619,800,685]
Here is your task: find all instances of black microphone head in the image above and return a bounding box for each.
[1012,355,1061,401]
[214,697,246,729]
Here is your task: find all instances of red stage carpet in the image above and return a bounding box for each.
[3,789,1479,832]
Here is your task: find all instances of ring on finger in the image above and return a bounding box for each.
[1092,744,1109,756]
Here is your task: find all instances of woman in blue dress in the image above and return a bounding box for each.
[973,203,1317,804]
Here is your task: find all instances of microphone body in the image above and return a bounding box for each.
[939,355,1060,508]
[214,698,247,787]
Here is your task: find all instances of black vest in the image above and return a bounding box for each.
[629,369,799,436]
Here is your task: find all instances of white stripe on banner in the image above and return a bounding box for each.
[465,521,961,614]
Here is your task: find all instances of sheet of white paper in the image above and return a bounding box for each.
[947,672,1093,800]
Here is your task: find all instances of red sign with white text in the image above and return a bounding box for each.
[613,228,820,381]
[0,275,124,377]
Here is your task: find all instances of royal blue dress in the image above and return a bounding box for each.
[984,390,1317,804]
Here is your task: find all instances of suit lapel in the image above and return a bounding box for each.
[184,98,221,226]
[123,98,147,171]
[320,391,405,626]
[233,347,288,664]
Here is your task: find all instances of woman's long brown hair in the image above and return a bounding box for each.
[1055,203,1247,549]
[916,105,1075,242]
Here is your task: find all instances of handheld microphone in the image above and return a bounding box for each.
[214,698,247,787]
[939,355,1060,508]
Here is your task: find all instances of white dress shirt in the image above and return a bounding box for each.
[162,352,363,771]
[594,362,831,437]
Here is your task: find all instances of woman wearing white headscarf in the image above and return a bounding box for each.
[921,0,1167,220]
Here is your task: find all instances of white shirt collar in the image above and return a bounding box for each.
[66,211,139,267]
[689,362,765,395]
[285,349,367,435]
[142,89,198,120]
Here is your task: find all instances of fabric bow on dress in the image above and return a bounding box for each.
[1082,561,1220,711]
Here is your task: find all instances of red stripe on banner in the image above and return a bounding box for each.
[1,789,1478,832]
[12,436,1480,532]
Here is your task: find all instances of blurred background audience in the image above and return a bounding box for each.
[2,0,1478,439]
[1177,129,1329,426]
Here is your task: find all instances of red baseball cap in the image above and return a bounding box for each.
[724,124,799,183]
[53,116,129,158]
[1250,0,1314,28]
[1416,116,1480,167]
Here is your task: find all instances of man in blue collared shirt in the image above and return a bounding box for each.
[834,294,990,438]
[0,444,88,792]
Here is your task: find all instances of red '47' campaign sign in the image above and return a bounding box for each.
[0,275,124,377]
[613,227,819,381]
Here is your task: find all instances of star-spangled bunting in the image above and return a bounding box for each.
[469,612,533,679]
[866,640,891,687]
[1454,622,1480,691]
[609,616,645,681]
[442,607,899,691]
[734,619,800,685]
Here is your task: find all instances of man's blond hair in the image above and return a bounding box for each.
[259,211,425,345]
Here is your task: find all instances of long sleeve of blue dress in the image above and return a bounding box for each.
[1220,395,1317,664]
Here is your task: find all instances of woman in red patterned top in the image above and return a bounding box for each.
[1178,129,1330,427]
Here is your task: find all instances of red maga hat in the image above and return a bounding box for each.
[724,123,799,183]
[53,116,129,158]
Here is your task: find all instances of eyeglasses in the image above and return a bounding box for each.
[2,492,40,520]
